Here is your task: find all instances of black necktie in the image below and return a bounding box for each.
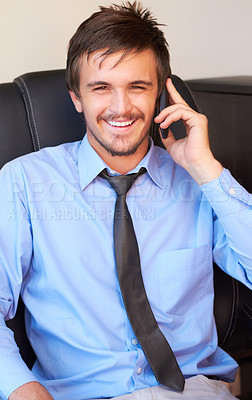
[99,168,185,392]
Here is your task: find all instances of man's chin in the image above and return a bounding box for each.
[109,148,138,157]
[101,141,140,157]
[87,127,149,158]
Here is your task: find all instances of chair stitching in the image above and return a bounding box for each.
[243,304,252,320]
[17,85,36,151]
[16,77,41,151]
[231,280,240,332]
[220,279,239,347]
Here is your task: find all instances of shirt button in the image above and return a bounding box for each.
[137,367,143,375]
[132,338,138,346]
[229,187,236,195]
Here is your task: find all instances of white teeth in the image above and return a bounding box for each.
[107,120,134,127]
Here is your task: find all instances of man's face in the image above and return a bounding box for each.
[70,48,159,164]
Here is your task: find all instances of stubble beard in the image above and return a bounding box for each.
[87,127,149,157]
[86,114,151,157]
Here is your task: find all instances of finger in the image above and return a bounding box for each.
[157,108,197,131]
[155,103,191,123]
[167,78,188,107]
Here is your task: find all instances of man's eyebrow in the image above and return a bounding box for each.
[130,80,153,86]
[86,80,154,88]
[86,81,110,88]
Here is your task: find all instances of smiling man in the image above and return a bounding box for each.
[0,2,251,400]
[70,49,158,173]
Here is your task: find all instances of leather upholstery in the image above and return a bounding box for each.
[1,70,251,369]
[14,70,85,151]
[0,82,33,167]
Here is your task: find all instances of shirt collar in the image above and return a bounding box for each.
[133,138,163,189]
[77,135,163,190]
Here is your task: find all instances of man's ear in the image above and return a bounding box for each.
[69,91,83,114]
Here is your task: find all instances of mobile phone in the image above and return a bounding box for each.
[159,87,169,139]
[157,84,186,141]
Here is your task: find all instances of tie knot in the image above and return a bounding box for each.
[99,167,145,196]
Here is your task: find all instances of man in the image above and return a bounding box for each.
[0,2,251,400]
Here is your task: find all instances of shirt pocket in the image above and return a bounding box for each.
[158,244,212,316]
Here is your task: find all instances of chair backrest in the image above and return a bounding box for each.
[0,82,33,167]
[1,70,251,368]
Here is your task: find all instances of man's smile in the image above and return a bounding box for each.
[106,119,135,127]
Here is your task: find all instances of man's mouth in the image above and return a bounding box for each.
[106,120,135,128]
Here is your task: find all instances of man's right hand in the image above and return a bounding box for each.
[9,382,54,399]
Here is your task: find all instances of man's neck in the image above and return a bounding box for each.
[98,152,144,175]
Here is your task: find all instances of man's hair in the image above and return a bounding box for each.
[66,1,171,98]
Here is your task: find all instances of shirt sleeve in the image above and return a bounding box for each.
[200,168,252,287]
[0,163,38,400]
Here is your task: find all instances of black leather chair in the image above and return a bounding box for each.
[0,70,251,390]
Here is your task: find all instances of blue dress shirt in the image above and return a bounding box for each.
[0,136,251,400]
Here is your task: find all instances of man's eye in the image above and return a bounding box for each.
[131,85,146,91]
[132,85,143,89]
[94,86,108,91]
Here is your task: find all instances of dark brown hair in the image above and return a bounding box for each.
[66,1,171,98]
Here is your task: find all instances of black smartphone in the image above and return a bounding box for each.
[157,84,186,141]
[159,86,169,139]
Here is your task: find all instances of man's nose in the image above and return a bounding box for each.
[109,90,133,115]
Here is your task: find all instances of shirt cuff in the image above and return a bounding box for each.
[0,353,38,400]
[200,168,252,218]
